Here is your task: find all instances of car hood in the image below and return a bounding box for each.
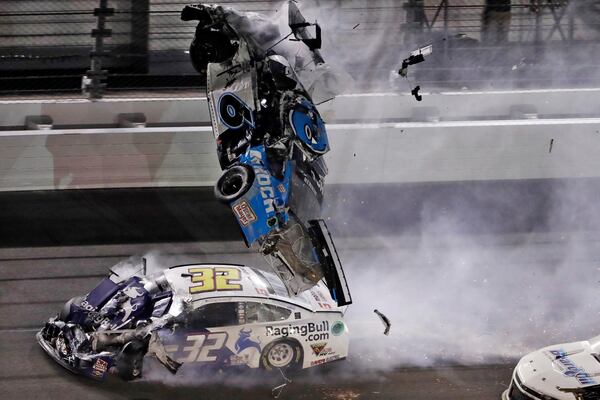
[517,340,600,399]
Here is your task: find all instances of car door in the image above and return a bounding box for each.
[160,301,240,366]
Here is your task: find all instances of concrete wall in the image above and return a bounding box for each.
[1,89,599,191]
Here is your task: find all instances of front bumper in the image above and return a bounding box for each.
[36,330,113,380]
[504,370,557,400]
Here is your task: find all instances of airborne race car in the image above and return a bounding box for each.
[504,337,600,400]
[181,2,351,305]
[37,260,349,381]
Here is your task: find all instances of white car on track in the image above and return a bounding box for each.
[504,336,600,400]
[38,262,350,380]
[160,263,350,370]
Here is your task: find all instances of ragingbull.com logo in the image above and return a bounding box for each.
[266,321,330,341]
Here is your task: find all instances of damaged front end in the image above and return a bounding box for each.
[37,260,183,381]
[182,2,352,306]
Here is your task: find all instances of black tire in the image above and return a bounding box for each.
[260,339,302,370]
[189,29,237,75]
[115,340,146,381]
[214,165,255,203]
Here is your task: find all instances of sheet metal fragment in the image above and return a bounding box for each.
[374,309,391,335]
[272,368,293,399]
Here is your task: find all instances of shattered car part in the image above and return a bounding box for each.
[38,259,350,381]
[181,2,351,305]
[374,309,391,336]
[272,368,293,399]
[399,44,432,77]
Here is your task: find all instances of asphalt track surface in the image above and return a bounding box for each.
[0,243,514,400]
[4,179,600,399]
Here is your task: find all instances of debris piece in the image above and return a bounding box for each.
[374,309,391,335]
[398,44,432,77]
[352,23,360,30]
[272,368,292,399]
[411,86,423,102]
[549,138,554,153]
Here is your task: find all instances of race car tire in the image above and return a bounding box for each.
[115,340,146,381]
[214,164,254,203]
[260,339,302,370]
[189,29,237,75]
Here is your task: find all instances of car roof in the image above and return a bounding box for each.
[163,263,338,312]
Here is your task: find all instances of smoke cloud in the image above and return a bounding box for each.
[135,0,600,384]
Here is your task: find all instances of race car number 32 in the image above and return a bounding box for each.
[188,266,243,294]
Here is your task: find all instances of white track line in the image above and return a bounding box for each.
[0,117,600,137]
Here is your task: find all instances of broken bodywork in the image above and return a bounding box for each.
[37,260,350,381]
[181,2,351,305]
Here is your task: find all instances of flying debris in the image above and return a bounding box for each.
[272,368,293,399]
[181,2,352,306]
[399,44,432,101]
[374,309,391,336]
[411,85,423,102]
[399,44,432,78]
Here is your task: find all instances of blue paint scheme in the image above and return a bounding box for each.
[67,276,156,330]
[290,99,329,154]
[85,277,119,308]
[39,275,173,380]
[230,145,293,246]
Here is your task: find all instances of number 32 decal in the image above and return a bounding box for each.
[179,332,228,363]
[188,266,243,294]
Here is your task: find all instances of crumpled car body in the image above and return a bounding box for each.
[181,2,351,305]
[37,260,349,381]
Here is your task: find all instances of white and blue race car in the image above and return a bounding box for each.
[504,337,600,400]
[37,260,349,381]
[181,2,351,304]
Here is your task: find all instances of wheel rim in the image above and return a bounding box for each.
[222,173,244,196]
[267,342,294,368]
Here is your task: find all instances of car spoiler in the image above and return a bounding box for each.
[308,219,352,306]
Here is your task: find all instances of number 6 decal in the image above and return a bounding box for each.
[218,92,255,130]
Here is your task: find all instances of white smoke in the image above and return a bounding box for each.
[320,180,600,373]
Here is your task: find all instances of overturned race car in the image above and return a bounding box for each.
[37,259,349,381]
[181,2,351,305]
[504,336,600,400]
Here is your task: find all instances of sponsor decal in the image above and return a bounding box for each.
[229,354,251,366]
[233,201,257,227]
[331,321,345,336]
[545,350,597,385]
[278,184,286,193]
[311,342,327,356]
[80,299,112,326]
[249,149,276,213]
[266,321,330,342]
[217,92,255,130]
[235,328,261,354]
[255,287,269,296]
[310,355,340,367]
[92,358,108,377]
